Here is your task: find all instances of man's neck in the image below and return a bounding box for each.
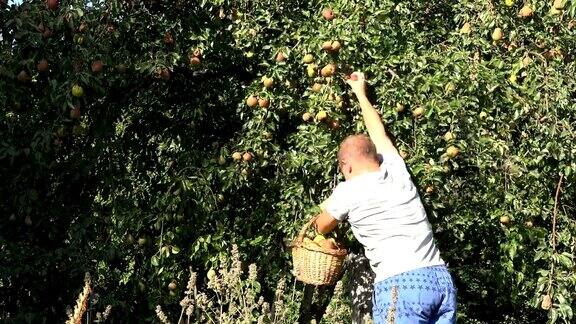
[350,163,380,179]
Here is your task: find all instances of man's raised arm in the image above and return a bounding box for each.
[346,72,398,156]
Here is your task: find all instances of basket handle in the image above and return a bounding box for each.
[295,215,319,245]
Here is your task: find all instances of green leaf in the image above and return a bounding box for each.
[151,255,159,267]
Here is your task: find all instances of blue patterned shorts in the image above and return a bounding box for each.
[373,265,457,324]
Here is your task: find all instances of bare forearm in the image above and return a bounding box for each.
[356,94,387,140]
[314,211,338,235]
[347,71,397,154]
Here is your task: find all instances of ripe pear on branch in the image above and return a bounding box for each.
[518,5,534,18]
[322,8,334,20]
[492,28,503,42]
[553,0,565,9]
[303,54,314,64]
[460,22,471,34]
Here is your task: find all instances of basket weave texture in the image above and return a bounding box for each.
[291,216,347,286]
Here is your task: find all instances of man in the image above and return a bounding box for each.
[315,72,457,323]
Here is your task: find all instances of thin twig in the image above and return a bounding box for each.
[546,173,564,295]
[551,174,563,254]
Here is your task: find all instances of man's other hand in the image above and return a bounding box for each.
[314,211,339,235]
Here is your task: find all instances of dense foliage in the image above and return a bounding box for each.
[1,0,575,322]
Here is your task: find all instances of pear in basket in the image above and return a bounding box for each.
[291,216,347,286]
[320,238,338,250]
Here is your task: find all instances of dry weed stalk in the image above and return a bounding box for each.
[157,244,298,324]
[95,305,112,322]
[177,267,197,324]
[66,273,92,324]
[156,305,171,324]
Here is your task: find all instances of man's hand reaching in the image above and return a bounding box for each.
[345,71,398,156]
[346,72,367,98]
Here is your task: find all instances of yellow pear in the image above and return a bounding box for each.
[553,0,564,10]
[307,64,317,78]
[320,63,336,77]
[541,294,552,310]
[460,22,471,34]
[412,107,424,118]
[303,54,314,64]
[313,234,325,243]
[518,5,534,18]
[316,111,328,121]
[232,152,242,162]
[446,146,460,158]
[262,76,274,89]
[492,28,503,41]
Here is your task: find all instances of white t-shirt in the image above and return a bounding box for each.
[325,153,444,283]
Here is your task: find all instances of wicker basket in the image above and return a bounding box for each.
[291,216,347,286]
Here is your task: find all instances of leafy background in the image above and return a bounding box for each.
[0,0,575,322]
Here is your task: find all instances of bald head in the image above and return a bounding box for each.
[338,134,379,164]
